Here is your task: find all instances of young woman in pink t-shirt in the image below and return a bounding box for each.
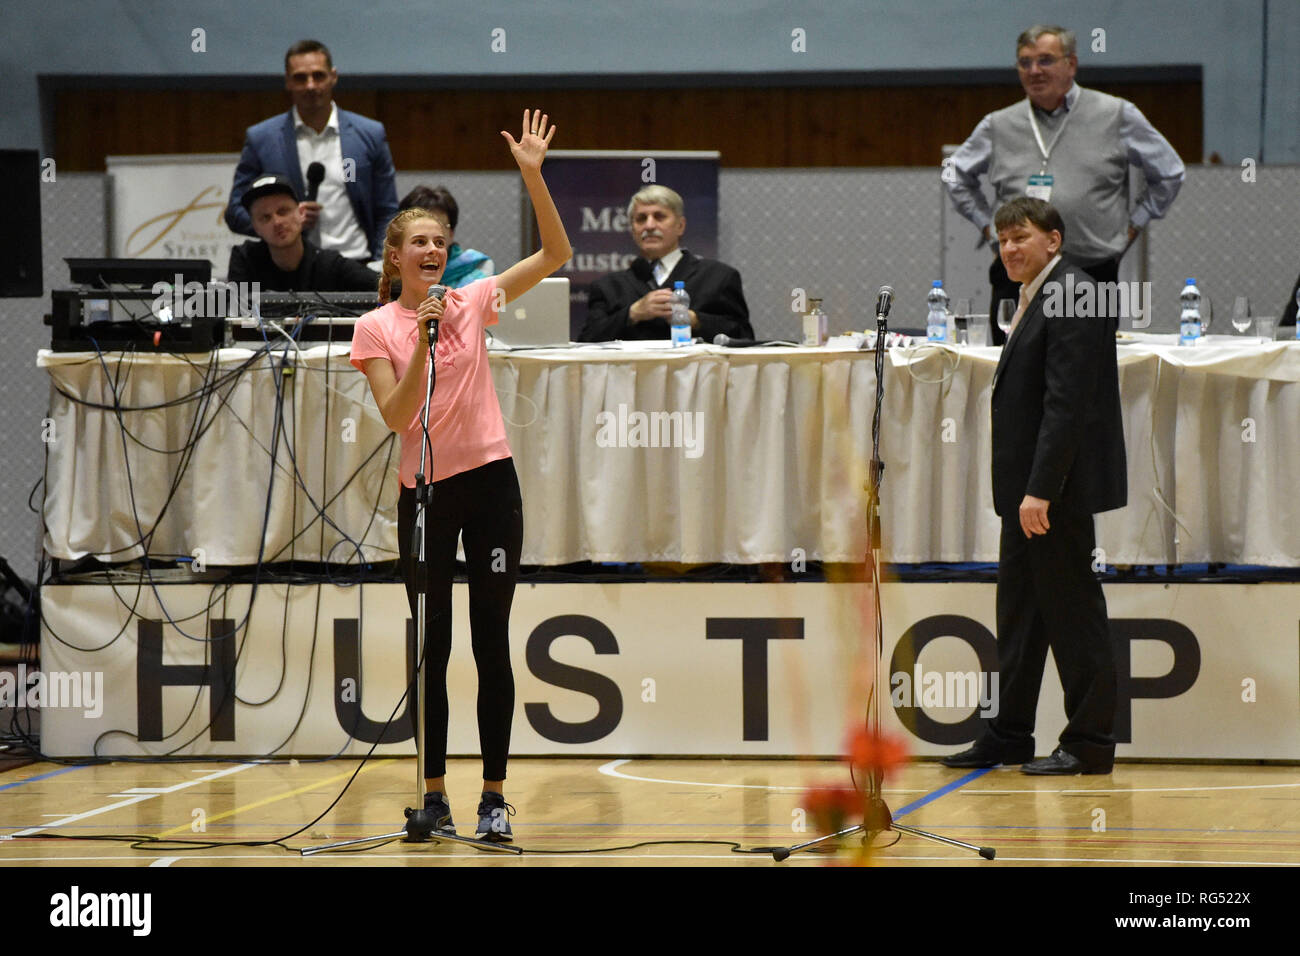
[350,110,571,842]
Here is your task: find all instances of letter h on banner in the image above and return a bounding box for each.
[136,618,237,741]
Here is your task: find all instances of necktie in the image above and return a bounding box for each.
[652,260,667,286]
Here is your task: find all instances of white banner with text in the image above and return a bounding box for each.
[107,153,243,279]
[36,582,1300,760]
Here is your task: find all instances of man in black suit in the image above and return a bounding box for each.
[943,197,1126,775]
[1280,269,1299,330]
[578,185,752,342]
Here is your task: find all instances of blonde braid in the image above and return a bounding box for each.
[378,257,399,304]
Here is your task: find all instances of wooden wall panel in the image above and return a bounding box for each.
[54,81,1202,172]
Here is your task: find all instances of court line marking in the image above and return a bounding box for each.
[0,852,818,863]
[884,855,1299,866]
[12,764,256,837]
[0,851,1290,865]
[11,820,1300,834]
[965,782,1300,795]
[894,769,990,818]
[149,857,179,867]
[600,758,1300,799]
[153,759,395,838]
[597,759,925,793]
[0,765,88,792]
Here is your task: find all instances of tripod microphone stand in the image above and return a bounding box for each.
[771,286,994,863]
[304,284,519,858]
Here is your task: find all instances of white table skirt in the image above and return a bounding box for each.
[39,338,1300,567]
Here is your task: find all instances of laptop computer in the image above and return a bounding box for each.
[487,277,571,348]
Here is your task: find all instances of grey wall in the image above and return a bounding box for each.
[0,0,1296,163]
[0,174,108,583]
[726,166,1300,338]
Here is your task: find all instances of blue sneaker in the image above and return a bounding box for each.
[475,791,515,842]
[423,792,456,834]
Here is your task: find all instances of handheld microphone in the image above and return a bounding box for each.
[305,162,325,203]
[713,333,794,348]
[425,284,447,346]
[875,285,894,321]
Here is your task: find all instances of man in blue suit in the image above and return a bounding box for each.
[225,40,398,263]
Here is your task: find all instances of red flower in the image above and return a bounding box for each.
[802,785,863,835]
[846,727,909,779]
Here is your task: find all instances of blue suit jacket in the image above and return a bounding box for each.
[225,108,399,260]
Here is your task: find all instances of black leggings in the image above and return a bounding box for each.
[397,457,522,781]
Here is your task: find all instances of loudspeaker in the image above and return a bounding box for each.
[0,150,42,298]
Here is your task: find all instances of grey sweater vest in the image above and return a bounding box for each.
[988,87,1129,263]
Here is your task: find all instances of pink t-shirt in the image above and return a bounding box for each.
[349,277,510,486]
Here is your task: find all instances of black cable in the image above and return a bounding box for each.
[31,338,281,758]
[82,342,298,755]
[44,330,392,575]
[25,311,433,792]
[86,631,425,851]
[29,317,397,765]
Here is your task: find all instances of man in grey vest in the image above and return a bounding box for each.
[945,24,1185,344]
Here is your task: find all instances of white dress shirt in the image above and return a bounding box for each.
[1010,253,1062,336]
[651,247,684,287]
[294,103,370,261]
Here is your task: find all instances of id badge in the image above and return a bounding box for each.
[1026,173,1053,201]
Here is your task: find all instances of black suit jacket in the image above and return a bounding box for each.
[1281,269,1299,327]
[227,239,379,293]
[579,249,752,342]
[991,258,1127,518]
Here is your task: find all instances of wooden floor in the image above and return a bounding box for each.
[2,757,1298,867]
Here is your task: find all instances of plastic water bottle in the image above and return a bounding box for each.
[670,282,691,347]
[801,297,828,347]
[1179,278,1201,346]
[927,281,949,343]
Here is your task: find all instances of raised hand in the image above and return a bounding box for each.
[501,108,555,172]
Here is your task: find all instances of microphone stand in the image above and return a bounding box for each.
[304,295,520,858]
[770,295,995,863]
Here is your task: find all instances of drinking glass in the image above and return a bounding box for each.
[1231,296,1252,335]
[997,300,1015,336]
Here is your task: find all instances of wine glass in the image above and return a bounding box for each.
[1230,296,1252,335]
[996,300,1015,337]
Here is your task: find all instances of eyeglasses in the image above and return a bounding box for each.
[1017,54,1066,71]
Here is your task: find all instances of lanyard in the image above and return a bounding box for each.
[1026,99,1072,173]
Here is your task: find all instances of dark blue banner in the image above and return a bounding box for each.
[536,151,720,337]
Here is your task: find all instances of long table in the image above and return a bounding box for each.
[39,337,1300,567]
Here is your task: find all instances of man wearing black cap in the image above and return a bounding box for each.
[227,174,379,292]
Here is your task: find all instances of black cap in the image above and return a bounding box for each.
[241,174,299,210]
